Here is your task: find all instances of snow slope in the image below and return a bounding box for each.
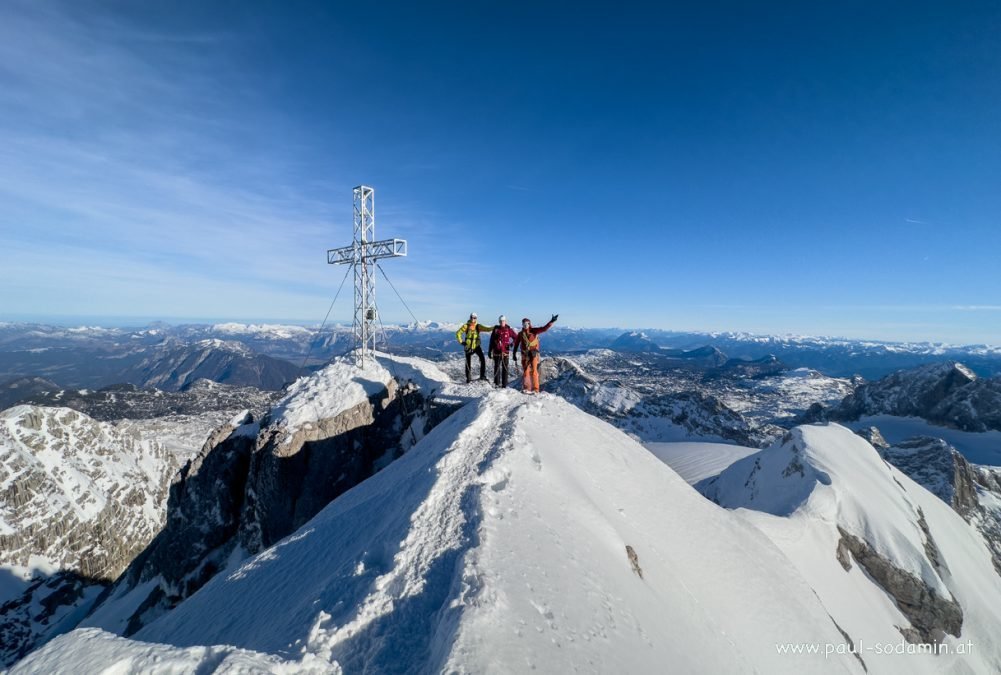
[10,627,337,674]
[269,357,393,432]
[700,424,1001,674]
[644,441,759,484]
[47,392,860,673]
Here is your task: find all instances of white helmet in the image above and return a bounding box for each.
[470,312,477,319]
[498,315,506,323]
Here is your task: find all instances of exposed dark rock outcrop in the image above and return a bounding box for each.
[836,526,962,644]
[110,414,258,635]
[970,465,1001,579]
[828,362,1001,433]
[854,426,889,451]
[876,437,980,518]
[241,381,426,551]
[86,368,458,637]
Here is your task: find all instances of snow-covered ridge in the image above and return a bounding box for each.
[270,352,466,434]
[269,357,393,432]
[67,352,474,645]
[10,352,1001,673]
[74,393,860,674]
[700,423,1001,671]
[702,426,950,594]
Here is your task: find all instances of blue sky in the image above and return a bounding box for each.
[1,1,999,343]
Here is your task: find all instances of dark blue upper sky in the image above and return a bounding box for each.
[1,0,999,342]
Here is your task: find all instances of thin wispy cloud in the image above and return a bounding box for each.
[1,2,999,344]
[0,1,477,323]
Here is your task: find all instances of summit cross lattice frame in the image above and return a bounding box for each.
[327,185,407,365]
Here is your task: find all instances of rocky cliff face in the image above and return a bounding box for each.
[877,436,981,517]
[0,406,177,579]
[832,362,1001,433]
[0,405,181,665]
[85,358,445,637]
[859,430,1001,579]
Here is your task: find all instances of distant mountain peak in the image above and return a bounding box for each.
[609,331,661,352]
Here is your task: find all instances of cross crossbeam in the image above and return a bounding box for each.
[326,237,407,265]
[327,185,407,365]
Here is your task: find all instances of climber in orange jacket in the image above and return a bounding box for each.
[512,314,558,394]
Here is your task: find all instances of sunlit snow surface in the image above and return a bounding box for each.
[644,441,759,484]
[31,393,861,673]
[12,353,1001,674]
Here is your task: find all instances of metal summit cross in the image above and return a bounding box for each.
[327,186,407,366]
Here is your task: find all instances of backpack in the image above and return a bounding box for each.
[488,328,501,357]
[519,330,540,357]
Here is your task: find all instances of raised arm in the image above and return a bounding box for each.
[532,320,555,335]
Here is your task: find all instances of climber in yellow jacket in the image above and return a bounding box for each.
[455,312,493,383]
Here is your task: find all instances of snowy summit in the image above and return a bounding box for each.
[9,353,1001,673]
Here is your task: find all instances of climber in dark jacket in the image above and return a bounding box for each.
[487,315,519,388]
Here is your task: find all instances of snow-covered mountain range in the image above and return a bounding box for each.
[5,350,1001,673]
[0,406,181,665]
[539,353,854,447]
[0,331,301,393]
[0,385,269,664]
[4,322,1001,395]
